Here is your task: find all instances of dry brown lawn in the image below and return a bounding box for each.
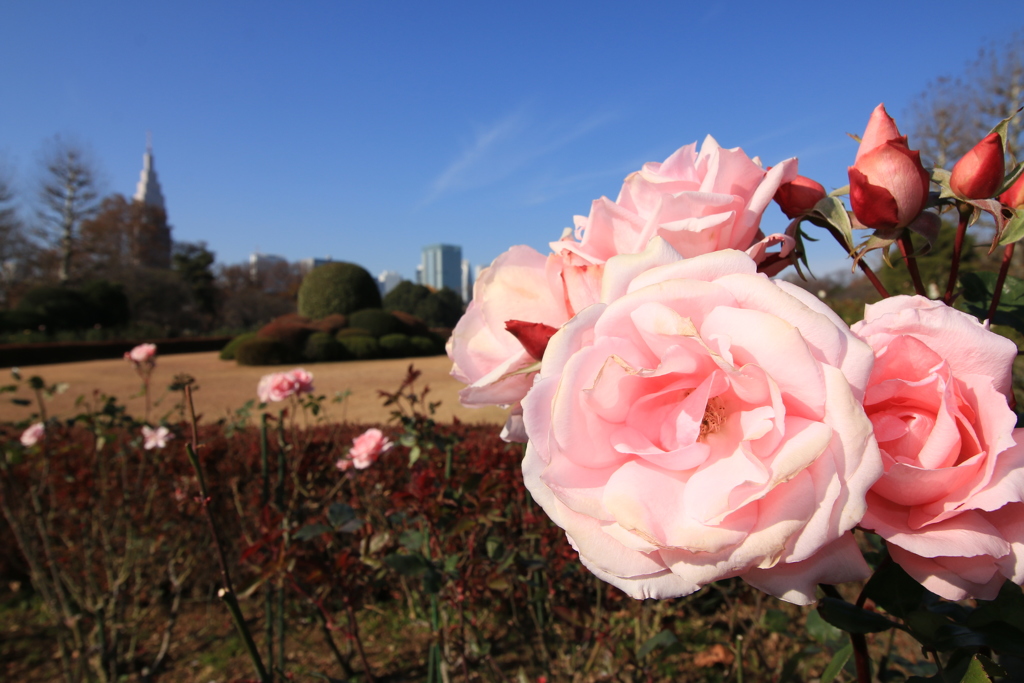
[0,351,508,427]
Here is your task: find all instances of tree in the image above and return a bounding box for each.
[0,169,31,308]
[78,194,173,278]
[37,137,100,284]
[173,241,217,320]
[907,30,1024,169]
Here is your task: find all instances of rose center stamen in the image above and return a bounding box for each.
[699,396,726,440]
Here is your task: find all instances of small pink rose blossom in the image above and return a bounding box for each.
[125,343,157,365]
[257,368,315,403]
[853,296,1024,600]
[142,425,173,450]
[349,428,393,469]
[522,242,882,605]
[335,457,353,472]
[20,422,45,447]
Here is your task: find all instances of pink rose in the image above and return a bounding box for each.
[125,343,157,365]
[348,428,393,469]
[447,245,600,409]
[142,425,173,450]
[848,104,930,230]
[522,241,882,604]
[20,422,45,447]
[852,296,1024,600]
[556,136,798,266]
[257,368,315,403]
[950,132,1005,201]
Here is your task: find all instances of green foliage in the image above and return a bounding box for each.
[234,337,294,365]
[80,280,131,327]
[172,241,218,317]
[311,313,348,334]
[256,315,316,356]
[219,332,258,360]
[879,226,992,297]
[15,285,102,331]
[379,333,415,358]
[336,334,380,360]
[960,271,1024,334]
[414,287,465,328]
[348,308,407,337]
[297,262,381,318]
[304,331,348,362]
[335,327,372,338]
[383,280,431,314]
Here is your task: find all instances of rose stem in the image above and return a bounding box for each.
[898,232,927,297]
[183,384,270,683]
[944,201,974,305]
[821,221,890,298]
[987,243,1016,324]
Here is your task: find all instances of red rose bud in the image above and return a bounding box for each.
[999,170,1024,209]
[774,175,827,219]
[505,320,558,361]
[848,105,930,230]
[950,132,1005,200]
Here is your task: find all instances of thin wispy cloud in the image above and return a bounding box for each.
[421,106,618,206]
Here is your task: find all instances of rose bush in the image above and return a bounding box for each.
[852,296,1024,599]
[521,242,882,604]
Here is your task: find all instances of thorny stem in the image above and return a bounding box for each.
[987,243,1016,325]
[182,383,270,683]
[347,602,376,683]
[944,202,974,305]
[858,259,891,299]
[898,232,927,297]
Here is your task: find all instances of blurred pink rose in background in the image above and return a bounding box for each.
[142,425,173,450]
[853,296,1024,599]
[522,242,881,605]
[257,368,315,403]
[125,343,157,365]
[20,422,45,447]
[348,428,393,469]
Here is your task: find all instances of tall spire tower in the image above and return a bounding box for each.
[133,132,166,211]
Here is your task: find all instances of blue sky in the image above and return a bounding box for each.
[1,1,1021,281]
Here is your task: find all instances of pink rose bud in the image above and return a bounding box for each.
[20,422,45,447]
[125,343,157,364]
[1000,171,1024,209]
[848,104,930,230]
[950,132,1005,200]
[773,175,827,219]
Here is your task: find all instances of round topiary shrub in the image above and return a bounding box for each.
[335,327,372,339]
[304,331,349,362]
[220,332,258,360]
[348,308,407,338]
[298,262,381,319]
[382,280,431,314]
[235,338,294,366]
[410,335,443,356]
[337,335,380,360]
[414,287,465,328]
[379,333,416,358]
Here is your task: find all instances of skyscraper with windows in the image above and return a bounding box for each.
[421,244,462,295]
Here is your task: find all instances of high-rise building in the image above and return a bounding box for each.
[461,259,474,303]
[377,270,403,296]
[421,244,462,294]
[131,135,172,269]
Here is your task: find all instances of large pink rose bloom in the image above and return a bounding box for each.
[522,241,882,604]
[447,245,600,409]
[852,296,1024,600]
[257,368,315,403]
[348,428,393,469]
[557,136,798,267]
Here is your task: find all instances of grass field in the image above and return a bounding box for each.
[0,351,508,427]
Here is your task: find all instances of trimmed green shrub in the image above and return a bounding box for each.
[382,280,431,314]
[16,286,95,331]
[235,337,294,366]
[304,331,349,362]
[348,308,407,337]
[337,335,380,360]
[81,280,131,328]
[297,262,381,318]
[311,313,348,334]
[410,335,443,356]
[220,332,258,360]
[379,333,416,358]
[335,327,372,339]
[414,287,465,328]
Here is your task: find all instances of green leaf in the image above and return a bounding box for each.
[969,580,1024,633]
[398,529,425,551]
[637,629,680,660]
[812,196,854,250]
[997,161,1024,197]
[327,502,356,529]
[293,523,332,541]
[818,597,898,634]
[384,552,430,576]
[408,444,422,466]
[828,184,850,198]
[959,655,993,683]
[987,105,1024,159]
[820,642,852,683]
[862,561,928,619]
[806,607,846,647]
[959,271,1024,332]
[998,208,1024,246]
